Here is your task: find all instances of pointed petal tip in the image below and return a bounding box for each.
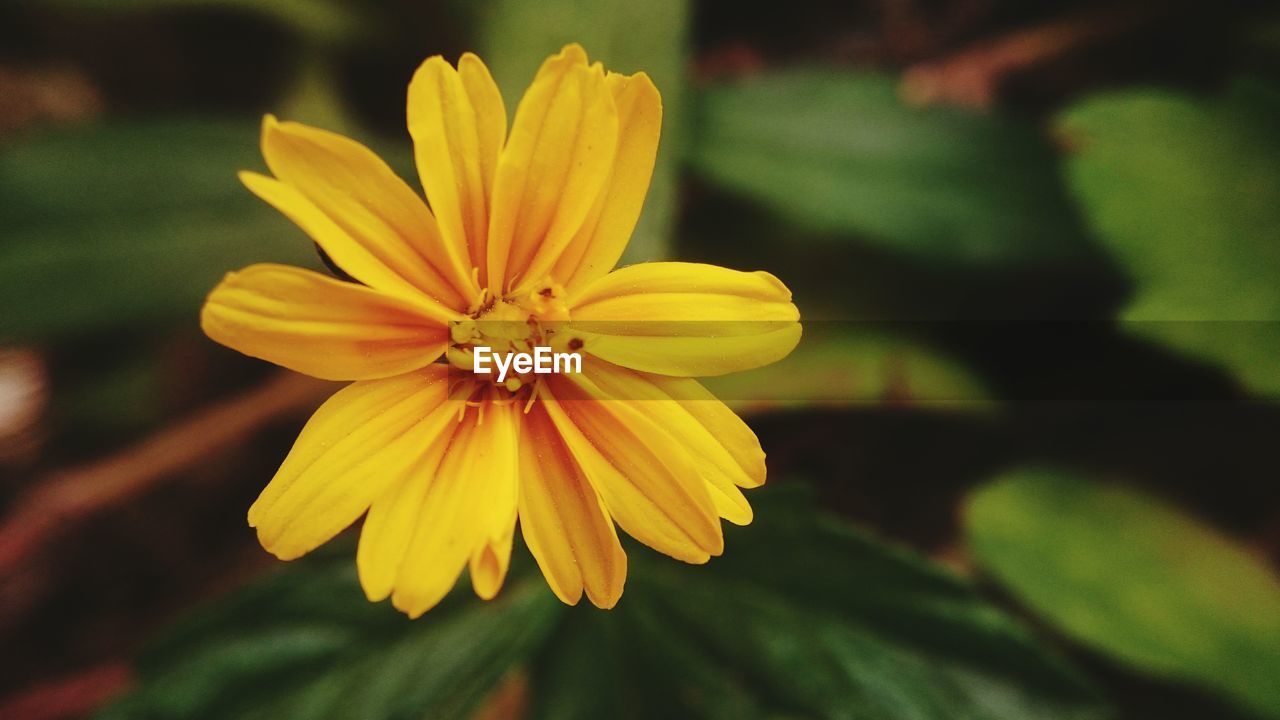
[356,552,395,603]
[356,566,392,603]
[559,587,586,607]
[470,553,509,600]
[413,54,451,75]
[245,490,272,528]
[707,534,726,559]
[258,114,277,155]
[558,43,589,64]
[391,591,432,620]
[584,566,626,609]
[256,533,306,562]
[629,71,662,108]
[587,590,622,610]
[458,51,486,69]
[753,270,795,302]
[718,488,756,525]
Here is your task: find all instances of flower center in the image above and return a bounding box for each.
[446,279,575,397]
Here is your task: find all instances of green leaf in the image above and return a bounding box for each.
[689,70,1094,265]
[25,0,364,45]
[533,486,1108,720]
[277,54,361,137]
[105,489,1106,720]
[703,325,992,413]
[0,119,319,343]
[97,549,561,720]
[1058,81,1280,395]
[966,469,1280,718]
[478,0,690,264]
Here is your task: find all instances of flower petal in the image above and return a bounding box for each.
[487,44,619,293]
[201,263,453,381]
[469,519,516,601]
[518,402,626,607]
[643,373,767,489]
[553,71,662,293]
[356,391,466,603]
[392,397,519,618]
[469,397,521,601]
[585,361,760,525]
[357,447,436,603]
[407,53,506,290]
[567,262,802,376]
[248,366,453,561]
[542,374,722,563]
[254,116,477,308]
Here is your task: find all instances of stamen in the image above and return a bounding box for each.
[523,378,541,414]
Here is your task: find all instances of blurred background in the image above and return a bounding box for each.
[2,1,1280,718]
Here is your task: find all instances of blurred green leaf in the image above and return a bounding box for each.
[690,71,1094,265]
[1058,81,1280,395]
[0,119,319,343]
[704,325,992,413]
[102,488,1105,719]
[966,469,1280,718]
[278,54,360,137]
[478,0,690,264]
[27,0,364,45]
[98,549,560,720]
[535,485,1108,720]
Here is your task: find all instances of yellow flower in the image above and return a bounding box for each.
[200,44,801,617]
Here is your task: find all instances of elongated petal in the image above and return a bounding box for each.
[585,361,758,525]
[255,116,476,308]
[554,71,662,293]
[469,519,516,601]
[469,398,521,601]
[407,53,506,290]
[487,44,619,292]
[248,367,453,560]
[357,396,462,602]
[201,264,453,381]
[568,262,801,376]
[392,398,519,617]
[643,372,766,488]
[542,375,722,563]
[519,402,626,607]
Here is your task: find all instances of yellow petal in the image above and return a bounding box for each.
[554,71,662,293]
[469,396,521,601]
[567,262,802,376]
[248,366,454,561]
[356,397,461,602]
[407,53,506,290]
[644,373,767,488]
[487,44,619,293]
[542,375,723,563]
[459,53,508,185]
[518,402,626,607]
[585,361,758,525]
[469,520,515,601]
[201,263,454,381]
[255,116,477,308]
[392,398,519,618]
